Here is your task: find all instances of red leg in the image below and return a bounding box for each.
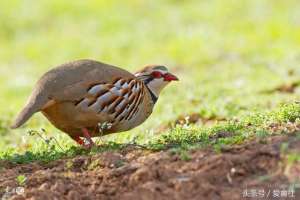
[71,135,85,146]
[81,128,95,148]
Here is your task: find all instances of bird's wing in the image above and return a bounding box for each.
[11,59,136,128]
[74,77,145,123]
[46,59,136,102]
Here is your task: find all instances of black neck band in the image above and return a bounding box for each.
[138,76,158,104]
[145,84,158,104]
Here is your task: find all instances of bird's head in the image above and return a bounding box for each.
[135,65,178,98]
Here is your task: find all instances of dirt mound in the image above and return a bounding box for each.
[1,135,299,200]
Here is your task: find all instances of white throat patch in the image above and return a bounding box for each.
[146,78,169,97]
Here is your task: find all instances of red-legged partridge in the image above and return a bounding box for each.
[11,59,178,148]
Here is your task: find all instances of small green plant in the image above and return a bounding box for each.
[115,159,125,168]
[286,153,300,164]
[256,129,269,139]
[28,128,64,151]
[16,175,27,186]
[65,160,74,170]
[180,151,192,161]
[213,144,224,153]
[280,142,289,154]
[88,159,101,170]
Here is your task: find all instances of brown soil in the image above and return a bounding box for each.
[1,134,300,200]
[262,80,300,94]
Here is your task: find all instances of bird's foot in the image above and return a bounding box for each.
[81,128,95,149]
[71,128,95,149]
[82,141,94,150]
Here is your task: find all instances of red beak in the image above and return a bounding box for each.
[163,73,179,81]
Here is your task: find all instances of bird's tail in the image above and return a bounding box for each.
[10,89,49,129]
[10,102,38,129]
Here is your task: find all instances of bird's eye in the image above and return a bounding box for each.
[151,71,162,78]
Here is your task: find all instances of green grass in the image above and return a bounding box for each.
[0,0,300,163]
[1,103,299,164]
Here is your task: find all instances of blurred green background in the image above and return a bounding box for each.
[1,0,300,151]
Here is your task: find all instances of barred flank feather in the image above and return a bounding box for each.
[76,78,144,124]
